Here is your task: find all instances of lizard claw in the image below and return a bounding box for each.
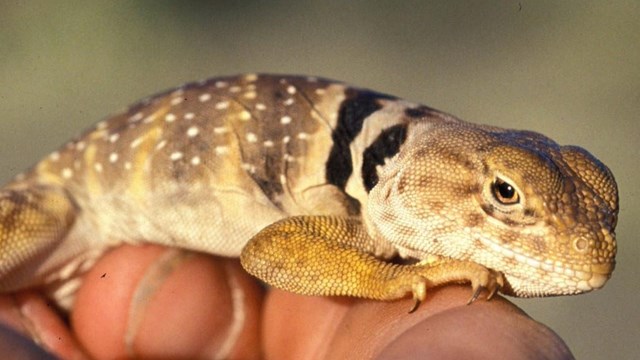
[409,276,427,313]
[467,269,505,305]
[409,298,421,314]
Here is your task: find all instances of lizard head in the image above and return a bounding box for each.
[365,117,618,297]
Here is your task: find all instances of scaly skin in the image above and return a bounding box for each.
[240,216,504,310]
[0,74,618,310]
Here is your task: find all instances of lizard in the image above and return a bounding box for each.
[0,74,618,313]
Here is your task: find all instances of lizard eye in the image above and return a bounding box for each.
[492,178,520,205]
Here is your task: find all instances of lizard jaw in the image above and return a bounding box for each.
[477,235,615,296]
[393,237,614,297]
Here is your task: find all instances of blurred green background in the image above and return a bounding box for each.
[1,1,638,358]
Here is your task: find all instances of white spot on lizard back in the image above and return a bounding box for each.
[187,126,200,137]
[143,115,156,124]
[244,73,258,82]
[213,127,229,135]
[239,111,252,121]
[165,113,177,122]
[129,112,144,122]
[130,137,144,149]
[184,112,195,120]
[280,116,292,125]
[109,153,119,163]
[215,146,229,155]
[246,132,258,143]
[263,140,274,147]
[241,163,256,173]
[155,139,167,151]
[198,93,211,102]
[215,101,229,110]
[170,152,184,161]
[62,168,73,179]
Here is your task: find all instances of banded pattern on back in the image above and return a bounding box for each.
[12,74,425,258]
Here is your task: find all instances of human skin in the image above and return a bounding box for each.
[0,244,574,359]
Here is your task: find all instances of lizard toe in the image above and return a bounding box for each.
[409,276,428,313]
[467,267,504,304]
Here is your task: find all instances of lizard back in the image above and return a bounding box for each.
[3,75,420,294]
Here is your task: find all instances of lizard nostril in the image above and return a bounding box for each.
[573,237,589,252]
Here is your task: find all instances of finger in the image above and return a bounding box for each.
[264,286,573,360]
[72,244,263,359]
[262,289,355,359]
[376,287,574,359]
[0,291,86,359]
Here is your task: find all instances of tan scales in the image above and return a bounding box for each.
[0,74,618,310]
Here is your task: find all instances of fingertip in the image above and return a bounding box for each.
[379,292,574,360]
[0,291,85,359]
[72,245,263,359]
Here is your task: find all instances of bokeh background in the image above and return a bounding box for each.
[1,2,637,358]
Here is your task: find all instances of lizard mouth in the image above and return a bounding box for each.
[393,239,614,296]
[477,236,615,295]
[498,264,613,297]
[585,271,610,290]
[584,262,615,290]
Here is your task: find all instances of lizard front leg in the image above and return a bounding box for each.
[240,216,504,311]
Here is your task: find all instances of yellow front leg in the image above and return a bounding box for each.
[240,216,504,311]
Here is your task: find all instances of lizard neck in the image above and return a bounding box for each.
[327,94,423,214]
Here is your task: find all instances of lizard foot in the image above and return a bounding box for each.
[406,259,505,312]
[467,268,505,305]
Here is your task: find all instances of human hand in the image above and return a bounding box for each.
[0,244,574,359]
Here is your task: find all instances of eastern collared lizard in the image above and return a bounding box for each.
[0,74,618,312]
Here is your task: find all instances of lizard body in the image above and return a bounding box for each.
[0,74,618,310]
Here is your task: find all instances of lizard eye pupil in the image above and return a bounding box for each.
[492,178,519,205]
